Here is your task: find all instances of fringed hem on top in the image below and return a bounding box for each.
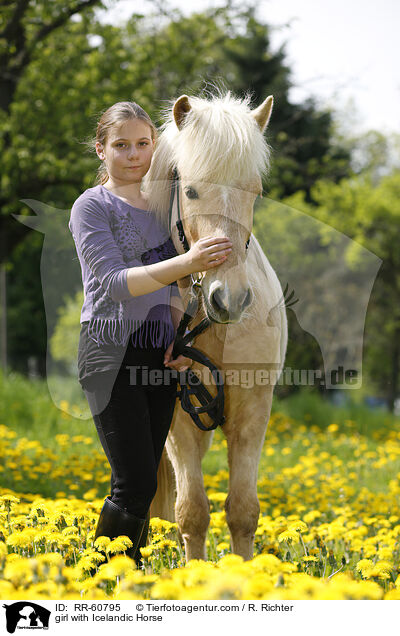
[87,318,175,349]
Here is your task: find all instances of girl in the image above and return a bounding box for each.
[69,101,232,567]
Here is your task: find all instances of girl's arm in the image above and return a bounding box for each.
[126,239,231,297]
[169,293,185,331]
[69,195,232,300]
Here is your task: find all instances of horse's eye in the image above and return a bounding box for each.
[185,186,198,200]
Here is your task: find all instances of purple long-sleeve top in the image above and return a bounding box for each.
[69,184,180,348]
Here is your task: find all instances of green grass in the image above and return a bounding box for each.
[271,388,395,438]
[0,369,99,451]
[1,369,399,501]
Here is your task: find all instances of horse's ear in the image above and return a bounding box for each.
[252,95,273,132]
[173,95,191,130]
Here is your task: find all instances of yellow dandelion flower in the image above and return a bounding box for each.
[139,546,154,558]
[288,520,308,533]
[36,553,64,567]
[217,554,244,569]
[210,511,226,528]
[155,539,178,550]
[99,555,135,578]
[0,580,15,596]
[151,579,182,600]
[33,530,49,544]
[44,531,67,547]
[356,559,374,576]
[251,554,283,573]
[94,536,111,551]
[327,423,339,433]
[303,510,321,524]
[79,578,98,593]
[6,528,36,549]
[4,557,33,585]
[368,561,394,580]
[106,536,133,554]
[149,517,177,533]
[87,551,106,566]
[378,547,394,560]
[62,526,79,536]
[55,434,69,445]
[0,542,8,559]
[74,556,97,575]
[65,534,81,544]
[363,544,379,558]
[278,529,300,544]
[216,541,230,551]
[0,495,20,508]
[384,589,400,599]
[208,492,227,502]
[241,572,275,599]
[83,488,98,501]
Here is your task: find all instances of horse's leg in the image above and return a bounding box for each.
[165,415,213,561]
[224,388,273,560]
[150,450,177,522]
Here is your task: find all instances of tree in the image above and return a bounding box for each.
[256,171,400,410]
[2,3,356,373]
[0,0,107,260]
[309,172,400,411]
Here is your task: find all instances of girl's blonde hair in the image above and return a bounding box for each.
[91,102,157,185]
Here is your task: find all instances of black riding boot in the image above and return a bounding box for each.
[133,509,150,568]
[94,496,146,565]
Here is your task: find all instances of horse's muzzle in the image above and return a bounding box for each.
[207,284,252,323]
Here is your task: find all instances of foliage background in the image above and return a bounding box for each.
[0,0,399,410]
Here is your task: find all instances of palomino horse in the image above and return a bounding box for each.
[145,92,288,561]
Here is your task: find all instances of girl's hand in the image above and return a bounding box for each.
[164,341,192,372]
[185,236,232,274]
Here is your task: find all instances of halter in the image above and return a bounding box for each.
[168,167,225,431]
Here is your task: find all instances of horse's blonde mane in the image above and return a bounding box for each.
[144,92,271,226]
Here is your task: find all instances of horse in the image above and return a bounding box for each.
[145,91,288,561]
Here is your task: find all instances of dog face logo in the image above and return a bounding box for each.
[2,602,50,633]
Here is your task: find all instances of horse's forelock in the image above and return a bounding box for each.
[145,93,271,222]
[174,95,270,182]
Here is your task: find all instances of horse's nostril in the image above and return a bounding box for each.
[210,286,252,320]
[211,288,228,313]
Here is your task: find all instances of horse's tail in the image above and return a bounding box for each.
[150,449,176,522]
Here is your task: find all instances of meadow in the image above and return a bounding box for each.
[0,370,400,600]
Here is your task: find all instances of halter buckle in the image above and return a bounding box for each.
[191,272,204,289]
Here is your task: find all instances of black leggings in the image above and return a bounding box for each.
[83,347,178,519]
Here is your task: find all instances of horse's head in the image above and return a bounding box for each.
[146,92,273,323]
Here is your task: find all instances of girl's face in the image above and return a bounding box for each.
[96,118,154,185]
